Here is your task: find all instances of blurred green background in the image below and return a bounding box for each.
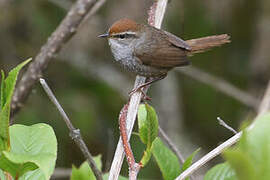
[1,0,269,179]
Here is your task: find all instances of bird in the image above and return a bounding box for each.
[99,18,230,96]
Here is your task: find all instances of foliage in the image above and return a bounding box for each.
[71,155,102,180]
[152,138,181,180]
[204,113,270,180]
[204,163,236,180]
[138,103,159,166]
[138,103,159,146]
[0,59,31,151]
[0,60,57,180]
[0,124,57,180]
[138,103,199,180]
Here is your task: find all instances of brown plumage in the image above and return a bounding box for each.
[186,34,231,55]
[100,18,230,78]
[134,25,191,68]
[109,18,139,35]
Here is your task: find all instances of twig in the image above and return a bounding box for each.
[178,66,259,110]
[217,117,237,134]
[11,0,101,117]
[175,80,270,180]
[108,1,168,179]
[39,78,103,180]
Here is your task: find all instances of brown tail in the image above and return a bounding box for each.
[186,34,230,55]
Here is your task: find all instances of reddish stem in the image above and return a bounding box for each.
[119,103,135,166]
[119,103,142,178]
[147,1,157,26]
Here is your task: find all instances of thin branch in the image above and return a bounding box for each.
[217,117,237,134]
[39,78,103,180]
[11,0,102,117]
[108,0,168,179]
[175,80,270,180]
[178,66,260,110]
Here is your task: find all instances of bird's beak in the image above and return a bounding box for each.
[98,33,109,38]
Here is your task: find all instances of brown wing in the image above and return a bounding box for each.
[164,31,191,50]
[134,26,190,68]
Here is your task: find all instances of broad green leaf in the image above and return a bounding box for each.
[103,173,128,180]
[224,113,270,180]
[242,114,270,179]
[0,58,31,152]
[0,123,57,180]
[71,155,102,180]
[181,148,200,173]
[224,149,256,180]
[152,138,181,180]
[204,162,237,180]
[138,104,158,147]
[19,169,45,180]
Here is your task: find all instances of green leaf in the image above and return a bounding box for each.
[71,155,102,180]
[152,138,181,180]
[138,104,159,147]
[226,113,270,180]
[19,169,45,180]
[0,58,31,152]
[181,148,200,173]
[2,58,31,107]
[0,123,57,180]
[242,114,270,178]
[224,149,256,180]
[204,162,237,180]
[0,102,10,151]
[140,147,152,167]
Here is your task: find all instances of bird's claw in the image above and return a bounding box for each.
[128,87,152,101]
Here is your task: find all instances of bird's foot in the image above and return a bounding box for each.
[128,86,152,101]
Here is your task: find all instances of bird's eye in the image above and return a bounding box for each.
[119,34,125,39]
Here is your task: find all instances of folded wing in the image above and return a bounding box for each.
[134,28,190,68]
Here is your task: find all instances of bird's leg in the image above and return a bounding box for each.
[128,75,166,100]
